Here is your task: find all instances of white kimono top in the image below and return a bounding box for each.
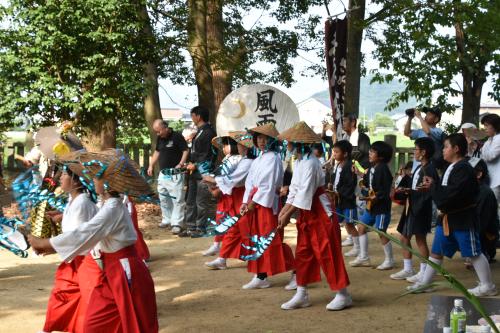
[286,155,333,217]
[243,151,283,214]
[61,193,98,233]
[215,158,253,195]
[51,197,137,262]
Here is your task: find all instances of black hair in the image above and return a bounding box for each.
[473,159,490,185]
[246,148,257,159]
[333,140,353,158]
[445,133,467,157]
[370,141,393,163]
[403,161,413,170]
[190,106,210,122]
[222,137,238,155]
[252,133,280,152]
[312,143,324,156]
[415,136,435,159]
[292,142,312,155]
[343,113,358,124]
[481,114,500,133]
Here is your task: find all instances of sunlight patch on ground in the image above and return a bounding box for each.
[155,281,182,292]
[172,289,216,303]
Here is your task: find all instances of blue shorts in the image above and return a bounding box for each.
[431,225,481,258]
[336,208,358,224]
[360,211,391,232]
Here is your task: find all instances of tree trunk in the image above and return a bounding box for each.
[454,12,485,125]
[84,118,117,151]
[187,0,215,123]
[344,0,365,117]
[138,2,163,151]
[206,0,232,127]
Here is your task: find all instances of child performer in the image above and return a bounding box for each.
[240,123,295,289]
[407,134,497,296]
[203,131,255,269]
[390,137,439,281]
[202,135,242,257]
[328,140,360,258]
[350,141,394,270]
[470,158,499,263]
[40,164,98,333]
[29,150,159,332]
[277,122,351,310]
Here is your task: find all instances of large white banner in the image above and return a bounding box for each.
[216,84,300,136]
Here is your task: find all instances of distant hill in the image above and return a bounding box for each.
[312,74,418,119]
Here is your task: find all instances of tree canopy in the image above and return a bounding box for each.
[367,0,500,123]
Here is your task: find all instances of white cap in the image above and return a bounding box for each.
[454,299,464,307]
[443,327,451,333]
[460,122,477,132]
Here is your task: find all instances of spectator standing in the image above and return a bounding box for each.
[480,113,500,205]
[404,107,445,171]
[148,119,189,234]
[181,106,218,238]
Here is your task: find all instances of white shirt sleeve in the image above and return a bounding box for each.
[481,135,500,162]
[215,158,252,195]
[242,159,257,204]
[50,198,136,262]
[288,159,318,211]
[251,153,283,209]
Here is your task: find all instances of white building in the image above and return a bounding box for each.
[296,97,331,133]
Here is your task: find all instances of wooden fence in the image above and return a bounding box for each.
[1,135,414,174]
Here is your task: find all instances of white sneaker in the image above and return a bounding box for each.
[406,271,424,283]
[349,256,371,267]
[158,222,171,229]
[406,283,435,293]
[284,273,297,290]
[467,283,498,297]
[205,258,227,270]
[202,243,220,256]
[344,247,360,257]
[376,260,395,270]
[390,269,415,280]
[171,226,182,235]
[342,237,354,247]
[326,294,352,311]
[242,276,272,290]
[281,292,311,310]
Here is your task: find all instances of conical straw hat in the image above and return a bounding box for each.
[229,131,253,148]
[248,123,279,139]
[35,126,84,160]
[211,135,232,150]
[60,149,153,198]
[278,121,322,144]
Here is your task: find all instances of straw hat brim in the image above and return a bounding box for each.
[61,149,153,198]
[248,123,280,139]
[228,131,253,148]
[278,121,322,144]
[35,126,84,160]
[463,128,487,141]
[211,136,229,151]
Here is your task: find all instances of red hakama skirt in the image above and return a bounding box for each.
[128,199,150,261]
[83,246,158,333]
[294,188,350,290]
[246,188,295,276]
[219,187,250,259]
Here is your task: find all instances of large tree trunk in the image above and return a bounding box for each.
[454,14,485,124]
[84,118,117,151]
[138,2,163,151]
[206,0,232,127]
[344,0,365,117]
[187,0,215,124]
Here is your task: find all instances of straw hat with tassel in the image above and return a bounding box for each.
[228,131,253,148]
[278,121,322,144]
[248,122,280,139]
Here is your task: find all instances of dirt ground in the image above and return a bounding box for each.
[1,191,499,333]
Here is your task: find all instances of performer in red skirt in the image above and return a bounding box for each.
[40,164,98,333]
[30,150,158,333]
[123,194,150,262]
[240,123,295,289]
[203,131,255,269]
[277,122,352,311]
[201,135,242,257]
